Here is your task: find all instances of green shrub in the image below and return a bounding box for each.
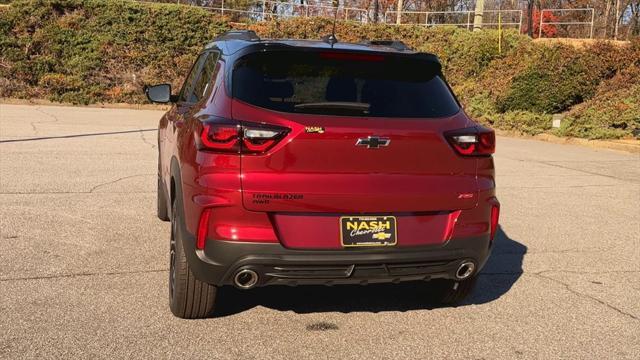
[250,19,526,89]
[464,94,551,136]
[490,41,638,114]
[0,4,526,104]
[1,1,638,140]
[466,92,498,120]
[496,44,588,113]
[0,0,229,103]
[446,29,527,81]
[492,111,553,136]
[557,65,640,139]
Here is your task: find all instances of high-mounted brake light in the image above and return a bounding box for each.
[445,126,495,156]
[195,120,288,154]
[320,52,385,62]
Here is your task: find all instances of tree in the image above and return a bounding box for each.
[473,0,484,30]
[525,0,541,37]
[631,1,640,37]
[532,8,558,37]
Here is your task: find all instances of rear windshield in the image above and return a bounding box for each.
[232,51,460,118]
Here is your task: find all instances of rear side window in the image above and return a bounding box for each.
[192,51,220,100]
[179,53,207,103]
[232,51,460,118]
[180,51,220,104]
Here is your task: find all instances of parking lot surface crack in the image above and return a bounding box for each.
[499,156,640,184]
[501,184,623,189]
[0,191,155,194]
[0,268,168,282]
[139,129,157,149]
[534,271,639,321]
[89,173,154,193]
[0,129,158,144]
[30,107,60,135]
[528,247,615,255]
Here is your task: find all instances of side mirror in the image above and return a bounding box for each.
[145,84,173,103]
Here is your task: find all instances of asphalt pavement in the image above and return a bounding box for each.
[1,104,639,359]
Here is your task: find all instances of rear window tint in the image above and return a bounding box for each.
[232,51,460,118]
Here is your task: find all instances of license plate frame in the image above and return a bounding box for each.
[339,216,397,247]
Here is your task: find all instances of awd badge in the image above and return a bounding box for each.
[305,126,325,134]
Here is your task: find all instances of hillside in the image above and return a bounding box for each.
[0,0,638,139]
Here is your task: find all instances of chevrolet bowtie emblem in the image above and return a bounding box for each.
[372,232,392,240]
[356,136,390,149]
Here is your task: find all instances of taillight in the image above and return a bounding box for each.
[195,119,288,154]
[490,205,500,241]
[199,123,241,152]
[243,127,286,153]
[445,126,495,156]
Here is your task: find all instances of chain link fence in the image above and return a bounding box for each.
[146,1,601,38]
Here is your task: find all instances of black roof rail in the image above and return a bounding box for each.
[213,30,260,42]
[360,40,411,51]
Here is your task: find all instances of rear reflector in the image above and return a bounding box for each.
[196,208,212,250]
[444,210,462,241]
[490,205,500,241]
[445,126,495,156]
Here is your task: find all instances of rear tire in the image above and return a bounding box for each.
[432,275,478,305]
[169,200,217,319]
[157,176,169,221]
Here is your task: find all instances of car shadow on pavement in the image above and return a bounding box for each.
[213,227,526,317]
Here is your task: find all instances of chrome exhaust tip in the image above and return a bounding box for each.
[455,261,476,280]
[233,268,259,290]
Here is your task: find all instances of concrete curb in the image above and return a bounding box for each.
[495,129,640,154]
[2,99,638,154]
[0,98,170,111]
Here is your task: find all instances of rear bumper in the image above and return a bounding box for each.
[182,233,493,287]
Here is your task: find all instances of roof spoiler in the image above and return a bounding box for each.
[359,40,411,51]
[213,30,260,42]
[321,34,339,46]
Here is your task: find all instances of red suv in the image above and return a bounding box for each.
[146,30,499,319]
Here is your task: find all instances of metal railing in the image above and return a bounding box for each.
[137,2,599,38]
[539,8,595,39]
[186,0,368,23]
[383,9,523,32]
[263,1,368,22]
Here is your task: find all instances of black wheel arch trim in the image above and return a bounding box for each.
[169,157,205,274]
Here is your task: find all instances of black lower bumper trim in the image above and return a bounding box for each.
[180,232,492,287]
[255,259,459,286]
